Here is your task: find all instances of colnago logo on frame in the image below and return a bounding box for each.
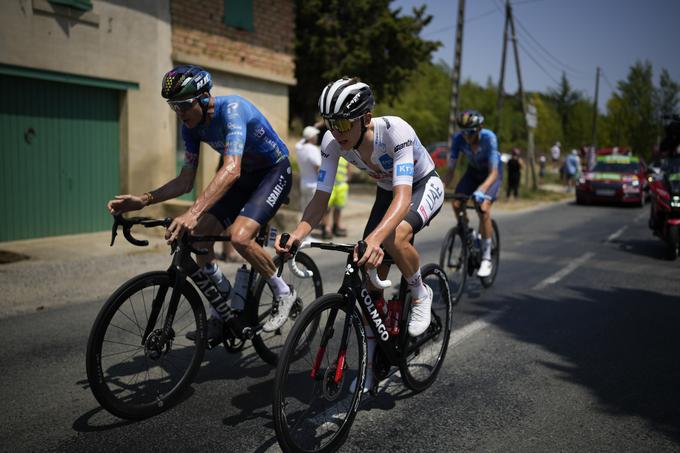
[360,288,389,341]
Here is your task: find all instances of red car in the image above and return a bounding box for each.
[427,142,449,167]
[576,155,648,206]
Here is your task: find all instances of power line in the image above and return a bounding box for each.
[516,39,561,85]
[512,13,588,76]
[422,7,498,38]
[600,69,617,93]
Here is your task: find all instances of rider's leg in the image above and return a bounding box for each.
[478,201,493,261]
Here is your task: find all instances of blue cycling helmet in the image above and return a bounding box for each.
[161,65,212,100]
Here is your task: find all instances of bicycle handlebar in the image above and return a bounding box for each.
[444,193,488,212]
[111,214,210,255]
[356,240,392,288]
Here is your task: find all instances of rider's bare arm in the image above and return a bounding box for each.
[188,154,241,218]
[294,190,332,238]
[442,164,456,188]
[146,166,196,204]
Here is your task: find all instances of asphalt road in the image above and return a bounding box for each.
[1,200,679,452]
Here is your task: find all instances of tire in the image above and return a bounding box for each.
[86,272,206,420]
[667,226,679,260]
[250,252,323,365]
[399,263,452,393]
[480,220,500,288]
[273,294,366,453]
[439,227,468,305]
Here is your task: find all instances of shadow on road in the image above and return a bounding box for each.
[488,285,680,442]
[609,237,669,260]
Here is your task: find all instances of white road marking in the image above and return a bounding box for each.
[532,252,595,291]
[607,226,628,242]
[450,313,502,346]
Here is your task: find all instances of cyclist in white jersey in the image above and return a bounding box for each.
[276,77,444,391]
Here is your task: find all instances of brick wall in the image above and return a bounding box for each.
[171,0,294,80]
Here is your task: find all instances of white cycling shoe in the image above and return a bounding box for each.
[477,259,493,278]
[408,284,433,337]
[262,289,297,332]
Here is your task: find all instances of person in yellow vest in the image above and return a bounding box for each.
[322,156,350,239]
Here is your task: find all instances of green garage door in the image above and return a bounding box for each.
[0,73,120,241]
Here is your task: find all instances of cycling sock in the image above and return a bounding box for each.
[482,238,492,261]
[267,274,291,298]
[406,270,427,301]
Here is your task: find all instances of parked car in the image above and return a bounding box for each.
[427,141,449,168]
[576,155,648,206]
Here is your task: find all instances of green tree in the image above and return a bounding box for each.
[657,68,680,120]
[374,61,450,144]
[292,0,440,124]
[532,93,562,152]
[617,60,657,158]
[545,72,584,149]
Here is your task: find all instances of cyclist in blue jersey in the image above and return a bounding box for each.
[442,110,503,277]
[107,65,296,338]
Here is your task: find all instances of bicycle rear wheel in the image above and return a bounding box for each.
[399,263,452,393]
[273,294,366,453]
[480,220,500,288]
[251,252,323,365]
[86,271,206,419]
[439,227,468,305]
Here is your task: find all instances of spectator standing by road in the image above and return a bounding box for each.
[322,157,350,239]
[296,126,321,215]
[506,148,523,199]
[565,149,581,191]
[551,141,561,166]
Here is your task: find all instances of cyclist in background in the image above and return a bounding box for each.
[107,65,296,339]
[442,110,502,278]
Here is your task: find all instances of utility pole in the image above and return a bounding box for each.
[495,0,510,134]
[448,0,466,146]
[591,66,600,149]
[507,1,537,189]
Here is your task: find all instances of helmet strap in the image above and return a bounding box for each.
[353,115,368,150]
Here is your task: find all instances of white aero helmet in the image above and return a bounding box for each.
[318,77,375,120]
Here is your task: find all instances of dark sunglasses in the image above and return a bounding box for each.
[462,127,479,136]
[324,117,358,133]
[167,96,201,113]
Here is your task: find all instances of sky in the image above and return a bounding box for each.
[392,0,680,111]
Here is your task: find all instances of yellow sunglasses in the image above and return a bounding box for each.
[324,117,358,133]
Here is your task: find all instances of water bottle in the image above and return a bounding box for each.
[231,265,250,312]
[375,295,386,320]
[386,298,401,336]
[204,263,232,301]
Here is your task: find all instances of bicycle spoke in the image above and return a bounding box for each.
[108,322,143,338]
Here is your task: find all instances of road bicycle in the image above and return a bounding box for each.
[273,237,452,453]
[439,194,500,304]
[85,214,322,420]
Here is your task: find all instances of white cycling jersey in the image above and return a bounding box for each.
[317,116,435,192]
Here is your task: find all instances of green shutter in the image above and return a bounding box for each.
[48,0,93,11]
[0,74,119,241]
[224,0,253,31]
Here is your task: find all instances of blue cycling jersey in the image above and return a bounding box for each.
[182,95,288,172]
[450,128,502,174]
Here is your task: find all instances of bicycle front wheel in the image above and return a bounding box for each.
[273,294,366,453]
[480,220,500,288]
[439,227,468,305]
[399,263,452,393]
[86,271,206,420]
[251,252,323,365]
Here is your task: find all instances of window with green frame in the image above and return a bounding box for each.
[223,0,253,31]
[49,0,92,11]
[176,118,196,201]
